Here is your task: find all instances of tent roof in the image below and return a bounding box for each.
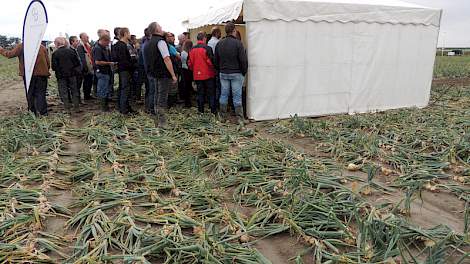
[183,0,441,29]
[183,1,244,30]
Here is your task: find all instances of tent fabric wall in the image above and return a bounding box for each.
[246,20,439,120]
[183,0,442,121]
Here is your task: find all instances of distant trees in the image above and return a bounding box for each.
[0,35,21,48]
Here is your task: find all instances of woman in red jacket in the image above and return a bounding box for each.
[188,32,217,114]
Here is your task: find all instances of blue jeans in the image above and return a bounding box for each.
[219,73,244,108]
[146,75,157,114]
[96,72,111,99]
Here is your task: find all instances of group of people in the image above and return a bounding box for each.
[0,21,248,128]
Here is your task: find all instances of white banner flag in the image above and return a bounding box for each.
[23,0,48,93]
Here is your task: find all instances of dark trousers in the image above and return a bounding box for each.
[181,69,193,107]
[76,75,83,101]
[146,75,157,114]
[118,71,132,114]
[215,74,221,109]
[92,71,98,97]
[58,76,80,111]
[24,76,48,116]
[109,71,115,98]
[196,78,216,114]
[155,78,171,111]
[82,73,93,99]
[133,68,144,101]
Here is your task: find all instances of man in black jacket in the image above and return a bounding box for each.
[52,37,82,113]
[215,22,248,125]
[144,21,177,128]
[112,27,135,115]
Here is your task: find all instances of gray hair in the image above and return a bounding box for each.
[147,22,162,35]
[54,37,66,48]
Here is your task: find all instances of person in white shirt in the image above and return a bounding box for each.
[208,27,221,54]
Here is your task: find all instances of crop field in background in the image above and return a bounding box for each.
[0,56,469,263]
[0,56,21,83]
[434,56,470,79]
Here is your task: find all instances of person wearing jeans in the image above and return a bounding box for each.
[188,32,217,114]
[93,35,114,112]
[215,22,248,125]
[219,72,244,113]
[96,72,110,104]
[144,22,178,128]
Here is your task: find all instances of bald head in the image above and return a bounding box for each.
[54,37,67,48]
[79,32,89,43]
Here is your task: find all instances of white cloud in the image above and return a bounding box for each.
[3,0,470,47]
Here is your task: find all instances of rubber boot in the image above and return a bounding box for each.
[155,108,168,129]
[235,106,248,127]
[218,104,228,123]
[101,98,109,112]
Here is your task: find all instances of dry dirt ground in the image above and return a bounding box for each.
[0,76,469,263]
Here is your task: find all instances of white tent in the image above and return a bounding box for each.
[184,0,442,121]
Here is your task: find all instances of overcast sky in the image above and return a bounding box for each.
[1,0,469,47]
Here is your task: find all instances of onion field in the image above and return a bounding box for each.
[0,56,469,263]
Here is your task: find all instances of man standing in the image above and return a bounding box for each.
[208,27,221,54]
[177,33,187,53]
[144,22,178,128]
[166,32,180,108]
[52,37,82,114]
[78,33,94,101]
[208,27,222,108]
[69,36,84,103]
[92,30,107,97]
[112,28,121,45]
[215,22,248,125]
[188,32,217,114]
[112,27,135,115]
[93,34,115,112]
[0,43,50,116]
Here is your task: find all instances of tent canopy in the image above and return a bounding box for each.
[184,0,441,29]
[184,0,442,121]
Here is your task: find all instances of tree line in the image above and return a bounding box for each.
[0,35,21,49]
